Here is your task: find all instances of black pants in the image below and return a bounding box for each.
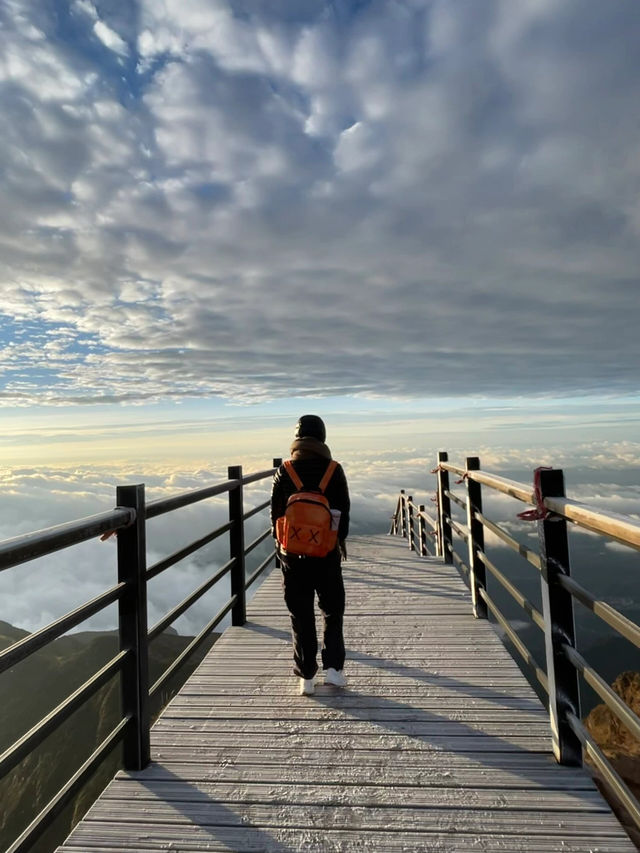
[281,552,345,679]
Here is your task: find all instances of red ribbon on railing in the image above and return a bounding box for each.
[517,467,553,521]
[455,472,469,485]
[430,465,444,475]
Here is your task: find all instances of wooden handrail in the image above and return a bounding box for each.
[392,452,640,778]
[438,464,640,550]
[545,495,640,551]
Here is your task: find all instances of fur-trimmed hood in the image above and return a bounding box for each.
[289,436,332,461]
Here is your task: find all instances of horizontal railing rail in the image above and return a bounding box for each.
[0,650,128,781]
[149,596,237,700]
[243,498,270,521]
[0,508,136,572]
[147,558,236,643]
[146,520,234,581]
[8,715,132,853]
[145,479,240,519]
[0,582,126,674]
[390,449,640,834]
[0,457,282,853]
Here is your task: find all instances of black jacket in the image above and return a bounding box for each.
[271,456,350,543]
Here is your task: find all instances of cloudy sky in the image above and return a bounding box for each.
[1,0,639,461]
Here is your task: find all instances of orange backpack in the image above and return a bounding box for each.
[275,460,338,557]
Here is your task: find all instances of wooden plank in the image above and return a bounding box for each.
[117,759,595,789]
[57,828,636,852]
[165,692,539,705]
[150,719,553,738]
[158,707,550,723]
[57,534,635,852]
[99,779,608,811]
[63,800,629,836]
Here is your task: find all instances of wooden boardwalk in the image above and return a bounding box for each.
[58,534,634,851]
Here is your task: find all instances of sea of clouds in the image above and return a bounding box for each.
[1,440,638,646]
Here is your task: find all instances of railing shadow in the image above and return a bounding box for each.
[238,622,606,801]
[108,765,298,852]
[243,623,541,714]
[345,572,469,598]
[345,550,465,597]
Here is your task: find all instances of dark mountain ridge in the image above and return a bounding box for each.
[1,620,217,853]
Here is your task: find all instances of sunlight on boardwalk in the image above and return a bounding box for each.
[58,535,634,851]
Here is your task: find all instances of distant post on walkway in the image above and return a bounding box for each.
[418,505,427,556]
[465,457,487,619]
[407,495,415,551]
[228,465,246,626]
[117,483,150,770]
[436,452,453,564]
[400,489,407,539]
[538,468,581,766]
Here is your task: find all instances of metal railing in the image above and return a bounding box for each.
[0,458,282,853]
[389,490,439,557]
[391,450,640,832]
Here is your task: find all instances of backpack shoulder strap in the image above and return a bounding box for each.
[283,460,304,490]
[318,460,338,494]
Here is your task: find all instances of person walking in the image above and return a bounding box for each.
[271,415,350,695]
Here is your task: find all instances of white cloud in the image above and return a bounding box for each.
[73,0,98,21]
[1,1,640,407]
[334,121,382,172]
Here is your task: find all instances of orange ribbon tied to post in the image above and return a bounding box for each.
[517,467,553,521]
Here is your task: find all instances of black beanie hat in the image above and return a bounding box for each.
[295,415,326,442]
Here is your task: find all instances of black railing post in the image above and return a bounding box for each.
[272,458,282,568]
[407,496,415,551]
[116,483,150,771]
[538,468,581,766]
[437,451,452,564]
[400,489,407,539]
[465,457,487,619]
[418,505,426,556]
[228,465,246,626]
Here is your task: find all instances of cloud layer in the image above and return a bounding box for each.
[2,0,640,405]
[2,439,639,633]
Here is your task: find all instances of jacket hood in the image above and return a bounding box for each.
[289,436,332,461]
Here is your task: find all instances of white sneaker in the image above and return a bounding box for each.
[324,668,346,687]
[299,678,315,695]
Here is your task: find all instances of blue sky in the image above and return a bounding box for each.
[1,0,640,464]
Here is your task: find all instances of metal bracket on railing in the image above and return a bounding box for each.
[100,508,137,541]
